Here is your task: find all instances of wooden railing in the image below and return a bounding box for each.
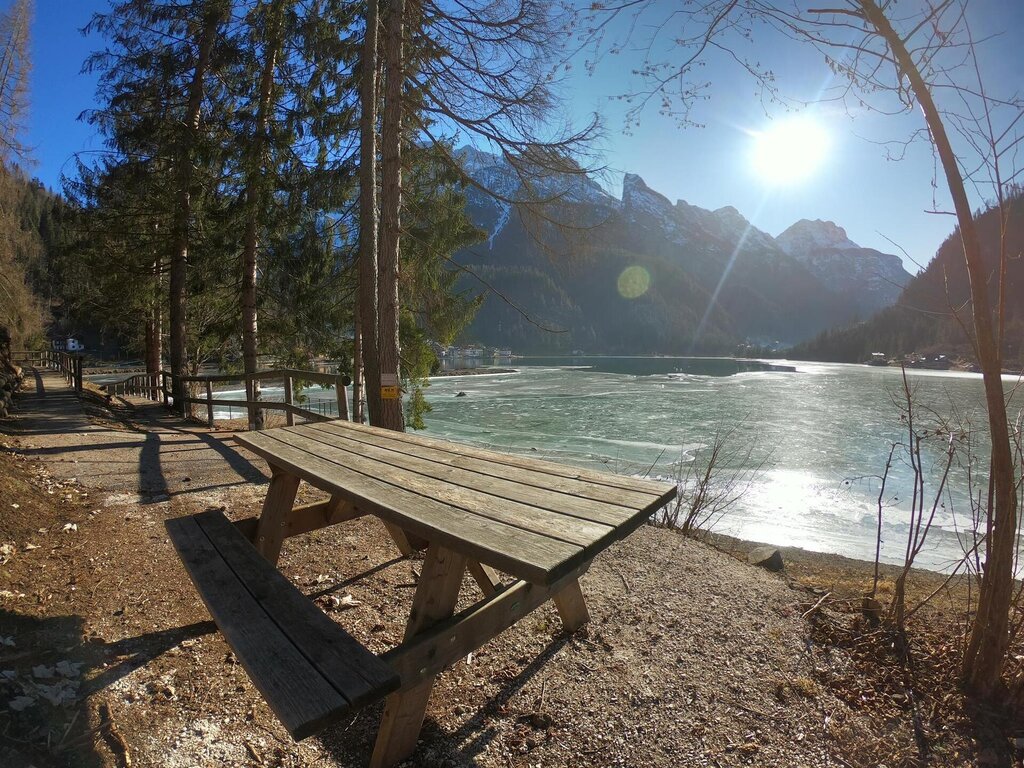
[106,367,351,430]
[11,350,351,431]
[11,349,84,393]
[106,372,163,401]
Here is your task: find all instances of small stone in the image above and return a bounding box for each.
[32,665,55,679]
[529,712,552,729]
[747,546,784,572]
[55,660,82,678]
[8,695,35,711]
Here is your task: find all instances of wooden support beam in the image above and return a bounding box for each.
[233,496,366,542]
[552,578,591,633]
[370,545,466,768]
[254,468,301,565]
[380,524,428,561]
[467,560,501,597]
[382,562,588,694]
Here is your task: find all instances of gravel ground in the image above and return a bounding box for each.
[1,372,871,767]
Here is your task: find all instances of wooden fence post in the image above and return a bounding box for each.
[206,380,214,428]
[284,375,294,427]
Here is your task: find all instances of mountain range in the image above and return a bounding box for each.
[454,148,911,354]
[793,191,1024,364]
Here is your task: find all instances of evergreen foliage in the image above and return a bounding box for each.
[60,0,485,416]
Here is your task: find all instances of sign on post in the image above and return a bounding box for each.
[380,373,400,400]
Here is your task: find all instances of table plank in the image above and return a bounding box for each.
[312,418,670,496]
[307,421,663,510]
[236,430,583,584]
[270,428,614,546]
[286,425,631,528]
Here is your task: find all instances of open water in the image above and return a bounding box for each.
[420,357,1023,572]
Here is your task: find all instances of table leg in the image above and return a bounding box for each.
[370,544,467,768]
[553,578,591,633]
[254,466,301,565]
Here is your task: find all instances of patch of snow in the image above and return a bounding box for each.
[488,201,512,249]
[776,219,860,255]
[622,174,687,245]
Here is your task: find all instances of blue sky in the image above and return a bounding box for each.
[24,0,1024,273]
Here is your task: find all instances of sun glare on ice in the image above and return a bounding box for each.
[750,116,830,186]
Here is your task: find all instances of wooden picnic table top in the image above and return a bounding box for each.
[234,420,676,585]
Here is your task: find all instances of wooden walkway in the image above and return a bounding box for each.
[2,369,101,438]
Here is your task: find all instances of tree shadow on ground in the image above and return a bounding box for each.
[964,696,1021,768]
[28,368,44,396]
[0,608,216,768]
[11,410,264,506]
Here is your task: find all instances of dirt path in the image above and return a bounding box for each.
[4,370,266,502]
[1,373,875,767]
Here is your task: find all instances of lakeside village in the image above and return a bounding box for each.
[432,343,513,360]
[866,351,975,371]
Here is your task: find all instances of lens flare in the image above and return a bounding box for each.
[617,265,651,299]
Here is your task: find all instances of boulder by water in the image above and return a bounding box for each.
[747,545,784,572]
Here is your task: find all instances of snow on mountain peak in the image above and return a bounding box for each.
[776,219,860,255]
[622,174,674,215]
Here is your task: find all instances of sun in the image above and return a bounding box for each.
[750,116,830,186]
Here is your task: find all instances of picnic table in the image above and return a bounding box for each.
[166,419,675,767]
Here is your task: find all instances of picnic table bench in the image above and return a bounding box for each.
[166,419,675,767]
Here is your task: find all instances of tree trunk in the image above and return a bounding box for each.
[860,0,1018,697]
[377,0,405,432]
[358,0,382,426]
[241,0,285,431]
[169,3,222,415]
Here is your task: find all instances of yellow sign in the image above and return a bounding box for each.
[381,385,400,400]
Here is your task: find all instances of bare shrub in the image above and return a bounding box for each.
[654,421,771,537]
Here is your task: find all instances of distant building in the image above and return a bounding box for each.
[51,337,85,352]
[906,353,952,370]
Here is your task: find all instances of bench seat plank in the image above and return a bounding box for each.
[167,512,399,739]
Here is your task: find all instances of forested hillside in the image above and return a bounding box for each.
[0,168,67,347]
[793,192,1024,365]
[454,150,910,354]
